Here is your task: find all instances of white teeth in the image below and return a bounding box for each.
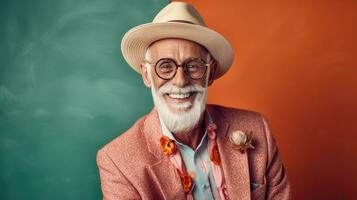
[168,93,191,99]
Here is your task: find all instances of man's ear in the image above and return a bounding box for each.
[207,60,217,86]
[140,63,152,88]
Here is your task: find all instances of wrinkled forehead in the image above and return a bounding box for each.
[146,38,209,61]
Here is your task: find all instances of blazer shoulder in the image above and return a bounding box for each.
[208,104,263,122]
[97,114,155,169]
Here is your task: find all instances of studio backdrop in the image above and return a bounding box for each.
[1,0,357,200]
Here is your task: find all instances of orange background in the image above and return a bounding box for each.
[174,0,357,199]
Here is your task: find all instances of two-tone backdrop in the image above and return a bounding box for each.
[1,0,356,199]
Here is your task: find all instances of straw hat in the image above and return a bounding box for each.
[121,2,234,79]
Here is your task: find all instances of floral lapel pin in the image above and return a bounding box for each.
[160,135,177,156]
[179,173,194,194]
[210,144,221,166]
[229,130,255,153]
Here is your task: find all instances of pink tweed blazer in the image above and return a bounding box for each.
[97,105,292,200]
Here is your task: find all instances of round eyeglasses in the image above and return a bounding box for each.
[145,58,211,80]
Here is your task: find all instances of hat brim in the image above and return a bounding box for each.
[121,22,234,79]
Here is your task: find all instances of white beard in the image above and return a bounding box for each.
[151,83,207,133]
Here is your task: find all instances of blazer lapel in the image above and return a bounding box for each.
[209,106,251,200]
[143,108,186,200]
[146,158,186,199]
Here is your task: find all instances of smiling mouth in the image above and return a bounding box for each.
[164,92,197,104]
[167,92,192,99]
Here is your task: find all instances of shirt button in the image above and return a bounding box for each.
[201,184,209,189]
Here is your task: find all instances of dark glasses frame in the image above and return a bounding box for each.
[145,57,211,80]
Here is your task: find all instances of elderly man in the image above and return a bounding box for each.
[97,2,291,200]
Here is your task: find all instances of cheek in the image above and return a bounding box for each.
[152,76,167,89]
[152,76,206,88]
[192,79,206,87]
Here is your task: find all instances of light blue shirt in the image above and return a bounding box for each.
[159,114,220,200]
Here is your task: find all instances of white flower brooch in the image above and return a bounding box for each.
[229,130,255,153]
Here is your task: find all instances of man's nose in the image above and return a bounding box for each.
[171,67,189,87]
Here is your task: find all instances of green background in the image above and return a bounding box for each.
[0,0,168,199]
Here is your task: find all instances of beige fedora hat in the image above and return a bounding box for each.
[121,2,234,79]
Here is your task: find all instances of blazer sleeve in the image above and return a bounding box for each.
[261,114,292,200]
[96,149,141,200]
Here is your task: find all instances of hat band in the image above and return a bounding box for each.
[167,20,196,25]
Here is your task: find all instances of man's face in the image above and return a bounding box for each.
[140,38,215,133]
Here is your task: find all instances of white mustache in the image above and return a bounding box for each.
[158,84,205,95]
